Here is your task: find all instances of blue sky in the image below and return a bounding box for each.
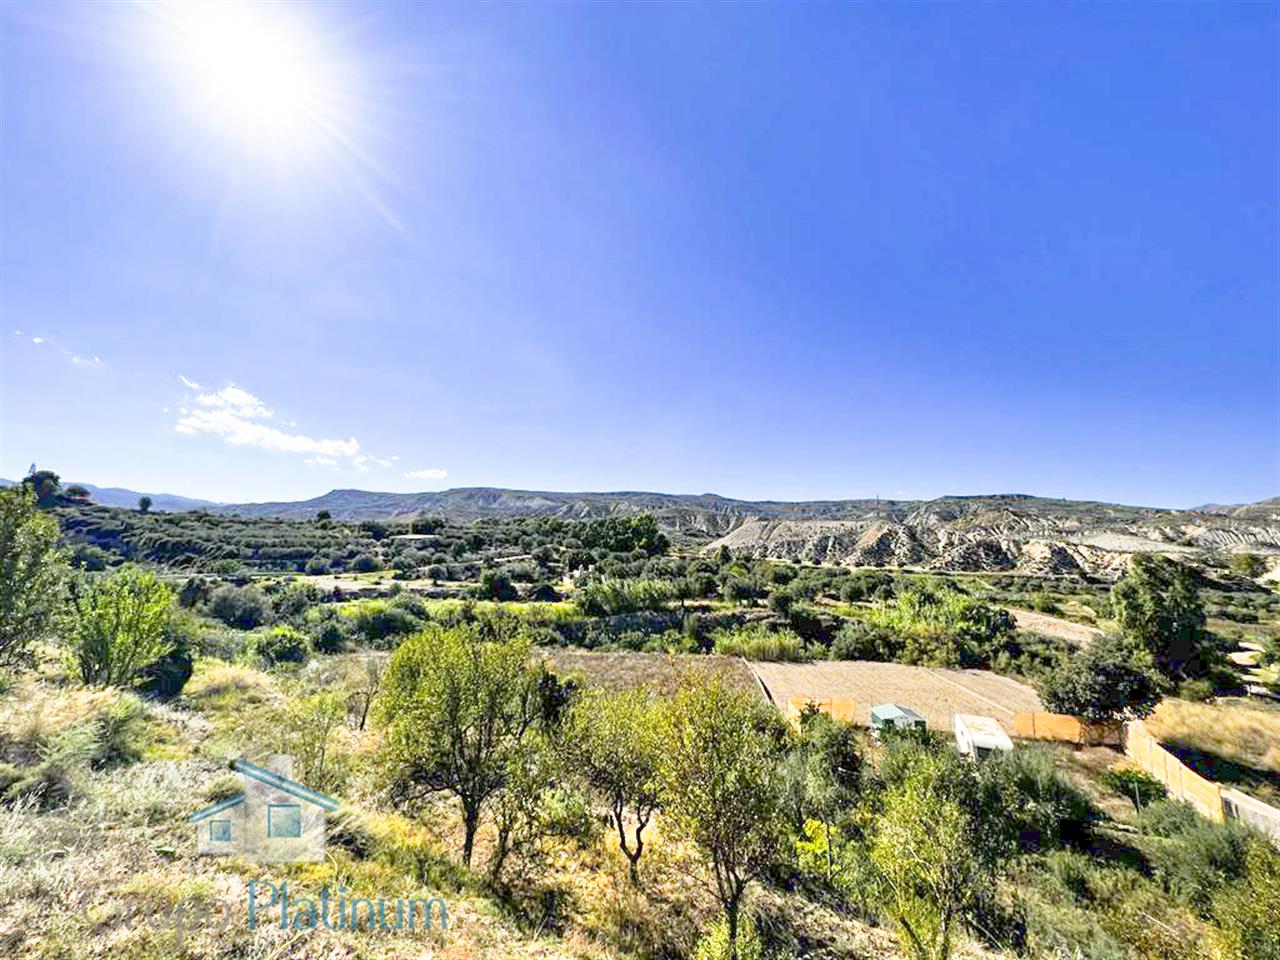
[1,1,1276,507]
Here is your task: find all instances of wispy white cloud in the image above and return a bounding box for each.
[175,382,359,460]
[405,467,448,481]
[305,456,339,467]
[179,374,202,391]
[20,331,102,367]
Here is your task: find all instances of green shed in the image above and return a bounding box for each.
[869,702,926,737]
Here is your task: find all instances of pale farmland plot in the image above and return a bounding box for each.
[750,660,1043,733]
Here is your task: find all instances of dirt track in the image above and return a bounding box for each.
[1010,607,1103,645]
[749,660,1042,733]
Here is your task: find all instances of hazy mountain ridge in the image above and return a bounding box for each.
[0,478,217,513]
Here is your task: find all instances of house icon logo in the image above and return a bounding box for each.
[189,755,339,863]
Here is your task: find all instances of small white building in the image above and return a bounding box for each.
[190,755,339,863]
[954,714,1013,760]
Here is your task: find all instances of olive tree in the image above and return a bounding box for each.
[374,622,542,866]
[0,487,66,666]
[565,688,663,883]
[867,742,1013,960]
[659,677,791,960]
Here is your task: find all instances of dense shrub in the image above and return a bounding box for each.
[207,585,271,629]
[244,625,312,666]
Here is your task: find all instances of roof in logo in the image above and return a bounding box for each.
[188,792,246,822]
[232,759,341,811]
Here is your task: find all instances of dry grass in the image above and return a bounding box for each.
[540,649,761,698]
[1144,697,1280,808]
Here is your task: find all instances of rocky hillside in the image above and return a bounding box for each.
[703,496,1280,579]
[208,488,1280,578]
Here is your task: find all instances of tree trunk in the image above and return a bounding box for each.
[725,897,740,960]
[462,805,479,867]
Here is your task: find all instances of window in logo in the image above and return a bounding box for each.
[268,804,302,838]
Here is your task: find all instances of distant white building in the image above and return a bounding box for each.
[189,755,339,863]
[954,714,1013,760]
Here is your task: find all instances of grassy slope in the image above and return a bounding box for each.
[0,659,942,960]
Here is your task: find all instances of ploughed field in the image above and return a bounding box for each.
[750,660,1043,733]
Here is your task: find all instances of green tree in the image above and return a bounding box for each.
[0,487,67,666]
[374,623,542,866]
[867,742,1013,960]
[1036,632,1164,721]
[783,708,863,883]
[68,568,175,687]
[22,469,61,507]
[565,688,663,883]
[316,510,332,521]
[1210,839,1280,960]
[1111,555,1214,682]
[1228,553,1266,579]
[137,495,152,514]
[659,677,790,960]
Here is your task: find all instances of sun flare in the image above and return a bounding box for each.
[148,0,346,157]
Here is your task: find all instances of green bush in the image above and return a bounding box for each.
[691,914,762,960]
[1138,800,1253,909]
[244,625,312,666]
[712,623,806,661]
[998,747,1094,850]
[1098,768,1167,812]
[67,568,175,687]
[207,585,270,629]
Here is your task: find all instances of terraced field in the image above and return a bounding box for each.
[750,660,1043,732]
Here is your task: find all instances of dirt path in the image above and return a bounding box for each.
[1010,607,1103,645]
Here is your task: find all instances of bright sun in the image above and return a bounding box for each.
[156,1,338,155]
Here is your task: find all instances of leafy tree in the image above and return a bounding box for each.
[137,495,152,514]
[659,677,790,960]
[565,688,663,883]
[316,510,332,521]
[22,469,61,507]
[375,623,542,866]
[0,487,66,666]
[411,514,445,534]
[1111,555,1215,682]
[783,708,863,886]
[867,741,1013,960]
[278,691,348,794]
[1210,839,1280,960]
[478,568,517,601]
[68,568,175,687]
[351,553,380,573]
[1036,632,1164,721]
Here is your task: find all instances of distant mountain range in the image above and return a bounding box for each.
[8,477,1277,576]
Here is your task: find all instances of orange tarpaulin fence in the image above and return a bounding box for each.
[1011,712,1122,746]
[1123,720,1225,822]
[786,697,858,725]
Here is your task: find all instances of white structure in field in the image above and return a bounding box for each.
[954,714,1013,760]
[189,755,339,863]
